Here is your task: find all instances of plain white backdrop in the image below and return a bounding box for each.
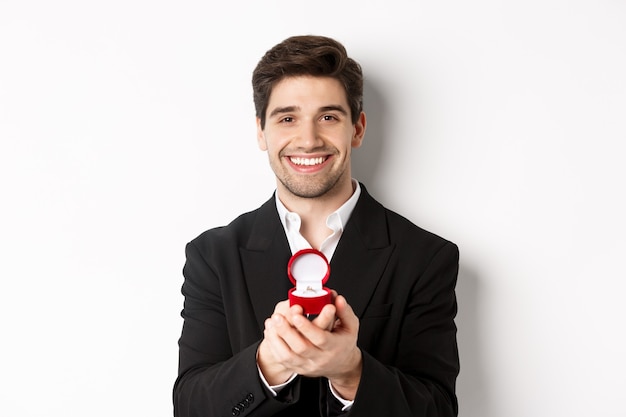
[1,1,625,416]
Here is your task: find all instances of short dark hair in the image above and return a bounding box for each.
[252,35,364,129]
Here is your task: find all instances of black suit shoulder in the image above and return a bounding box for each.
[352,184,458,260]
[387,206,458,256]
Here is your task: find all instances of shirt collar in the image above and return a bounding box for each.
[275,180,361,234]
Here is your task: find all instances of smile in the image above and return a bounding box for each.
[289,156,326,166]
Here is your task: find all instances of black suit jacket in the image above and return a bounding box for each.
[173,185,459,417]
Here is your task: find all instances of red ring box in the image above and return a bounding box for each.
[287,249,331,315]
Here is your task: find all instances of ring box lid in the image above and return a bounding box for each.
[287,249,330,295]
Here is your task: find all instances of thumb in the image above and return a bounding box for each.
[334,295,358,329]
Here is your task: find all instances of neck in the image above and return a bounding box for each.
[277,178,355,249]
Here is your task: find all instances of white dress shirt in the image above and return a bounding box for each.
[258,180,362,411]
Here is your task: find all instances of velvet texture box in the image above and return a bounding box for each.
[287,248,332,315]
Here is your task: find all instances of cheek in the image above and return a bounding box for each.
[263,134,291,155]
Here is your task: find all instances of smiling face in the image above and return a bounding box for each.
[257,76,366,204]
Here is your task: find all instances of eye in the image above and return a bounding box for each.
[321,114,338,122]
[280,116,294,123]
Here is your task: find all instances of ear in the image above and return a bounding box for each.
[256,117,268,151]
[351,111,367,149]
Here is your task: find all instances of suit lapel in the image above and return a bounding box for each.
[240,197,293,330]
[329,186,394,318]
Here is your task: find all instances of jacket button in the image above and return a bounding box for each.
[246,393,254,403]
[231,406,241,416]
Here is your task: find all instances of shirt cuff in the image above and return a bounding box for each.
[328,380,354,411]
[257,364,297,396]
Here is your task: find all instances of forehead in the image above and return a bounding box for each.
[268,76,349,110]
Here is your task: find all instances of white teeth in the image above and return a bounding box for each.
[290,157,325,166]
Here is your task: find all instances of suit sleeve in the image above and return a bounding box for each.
[345,241,460,417]
[173,240,300,417]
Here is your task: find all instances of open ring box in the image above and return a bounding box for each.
[287,248,332,315]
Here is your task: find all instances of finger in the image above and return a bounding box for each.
[290,304,304,315]
[262,317,294,363]
[271,313,314,356]
[287,304,304,324]
[334,295,359,331]
[273,299,292,316]
[291,313,330,348]
[311,304,337,331]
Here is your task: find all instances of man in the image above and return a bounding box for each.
[173,35,459,417]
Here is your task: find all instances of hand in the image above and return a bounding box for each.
[266,294,337,330]
[257,293,362,400]
[256,298,336,385]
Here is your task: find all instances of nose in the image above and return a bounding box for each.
[293,120,323,150]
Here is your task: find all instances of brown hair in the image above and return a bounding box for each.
[252,35,363,129]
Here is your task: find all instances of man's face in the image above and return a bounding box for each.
[257,75,366,200]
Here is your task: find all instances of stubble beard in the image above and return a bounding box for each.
[278,171,345,199]
[271,154,348,200]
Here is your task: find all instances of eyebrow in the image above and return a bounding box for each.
[268,104,348,118]
[320,105,348,115]
[268,106,299,118]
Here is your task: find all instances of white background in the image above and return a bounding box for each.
[1,1,625,416]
